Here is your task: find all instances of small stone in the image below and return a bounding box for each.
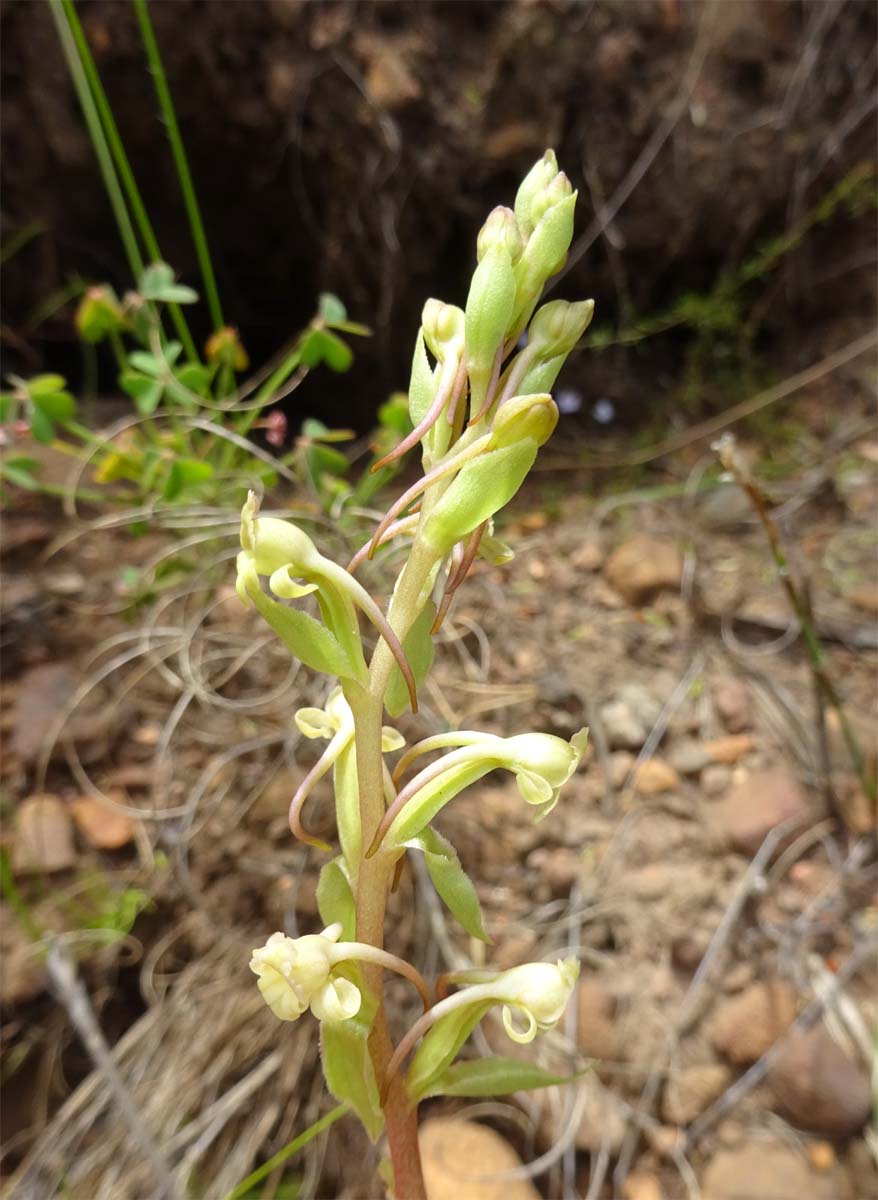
[836,777,877,835]
[662,1063,731,1125]
[527,558,548,581]
[711,678,753,732]
[603,535,682,605]
[702,1140,852,1200]
[845,582,878,615]
[714,770,812,855]
[575,1078,627,1153]
[571,540,602,571]
[608,750,635,787]
[722,961,754,992]
[577,978,619,1063]
[600,684,662,750]
[669,740,710,776]
[632,758,679,794]
[10,663,77,762]
[710,980,797,1064]
[527,846,580,893]
[768,1025,872,1138]
[702,764,731,796]
[628,863,677,900]
[622,1171,664,1200]
[806,1143,836,1173]
[69,793,136,849]
[419,1118,540,1200]
[12,795,76,874]
[43,569,85,596]
[705,735,754,764]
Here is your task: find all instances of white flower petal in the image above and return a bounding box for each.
[311,977,361,1022]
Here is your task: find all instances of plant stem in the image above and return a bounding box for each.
[48,0,142,281]
[132,0,224,333]
[58,0,197,361]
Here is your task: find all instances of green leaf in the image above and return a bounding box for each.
[307,442,351,483]
[377,394,412,438]
[28,405,55,443]
[407,1000,494,1102]
[156,284,198,304]
[407,330,436,426]
[174,363,210,395]
[120,371,164,415]
[385,759,495,850]
[127,351,164,376]
[316,857,356,940]
[0,394,15,422]
[31,391,75,421]
[1,456,41,490]
[320,983,383,1141]
[423,1057,578,1099]
[223,1105,347,1200]
[138,262,174,297]
[299,329,354,373]
[385,601,436,719]
[409,827,489,942]
[162,458,214,501]
[318,293,348,325]
[27,373,67,396]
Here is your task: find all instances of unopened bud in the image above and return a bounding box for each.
[529,171,573,226]
[527,299,595,359]
[205,326,249,371]
[422,300,465,359]
[465,243,516,412]
[496,957,580,1043]
[75,286,126,344]
[514,149,560,239]
[477,206,524,265]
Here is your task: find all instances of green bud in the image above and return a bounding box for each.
[75,285,126,344]
[464,243,516,414]
[511,191,578,335]
[529,171,573,226]
[422,300,465,361]
[476,206,524,265]
[490,393,558,448]
[407,329,437,426]
[518,352,567,395]
[527,299,595,359]
[514,149,559,239]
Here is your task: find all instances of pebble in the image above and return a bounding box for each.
[662,1063,731,1125]
[768,1025,873,1138]
[845,582,878,614]
[419,1118,539,1200]
[711,678,753,732]
[10,663,77,762]
[710,979,797,1064]
[632,758,679,794]
[12,794,76,874]
[577,978,620,1063]
[702,764,731,796]
[702,1140,852,1200]
[622,1171,664,1200]
[714,769,812,855]
[669,740,710,776]
[600,683,662,750]
[704,734,754,764]
[527,846,580,893]
[603,534,683,605]
[69,792,136,849]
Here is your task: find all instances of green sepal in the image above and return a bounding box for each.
[31,390,75,422]
[385,601,436,719]
[238,566,352,678]
[320,978,383,1142]
[407,329,436,426]
[333,741,361,875]
[465,242,516,378]
[316,856,356,940]
[407,827,489,942]
[407,1000,494,1102]
[384,759,495,850]
[422,439,538,555]
[519,351,568,395]
[422,1056,579,1099]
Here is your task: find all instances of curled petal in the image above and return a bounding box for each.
[502,1005,537,1044]
[295,708,338,739]
[311,976,362,1022]
[269,566,318,599]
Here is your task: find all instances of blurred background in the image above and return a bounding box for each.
[1,2,876,1198]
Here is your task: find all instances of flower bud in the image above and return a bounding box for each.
[505,728,587,810]
[205,325,249,371]
[465,243,516,413]
[477,206,524,265]
[527,299,595,360]
[75,286,126,344]
[490,394,558,449]
[422,300,465,361]
[496,957,580,1043]
[528,171,573,227]
[514,149,560,239]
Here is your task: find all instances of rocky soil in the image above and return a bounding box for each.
[1,367,876,1197]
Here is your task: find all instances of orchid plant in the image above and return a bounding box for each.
[241,151,593,1198]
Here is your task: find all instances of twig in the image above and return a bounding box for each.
[45,941,177,1200]
[683,939,873,1150]
[715,433,876,804]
